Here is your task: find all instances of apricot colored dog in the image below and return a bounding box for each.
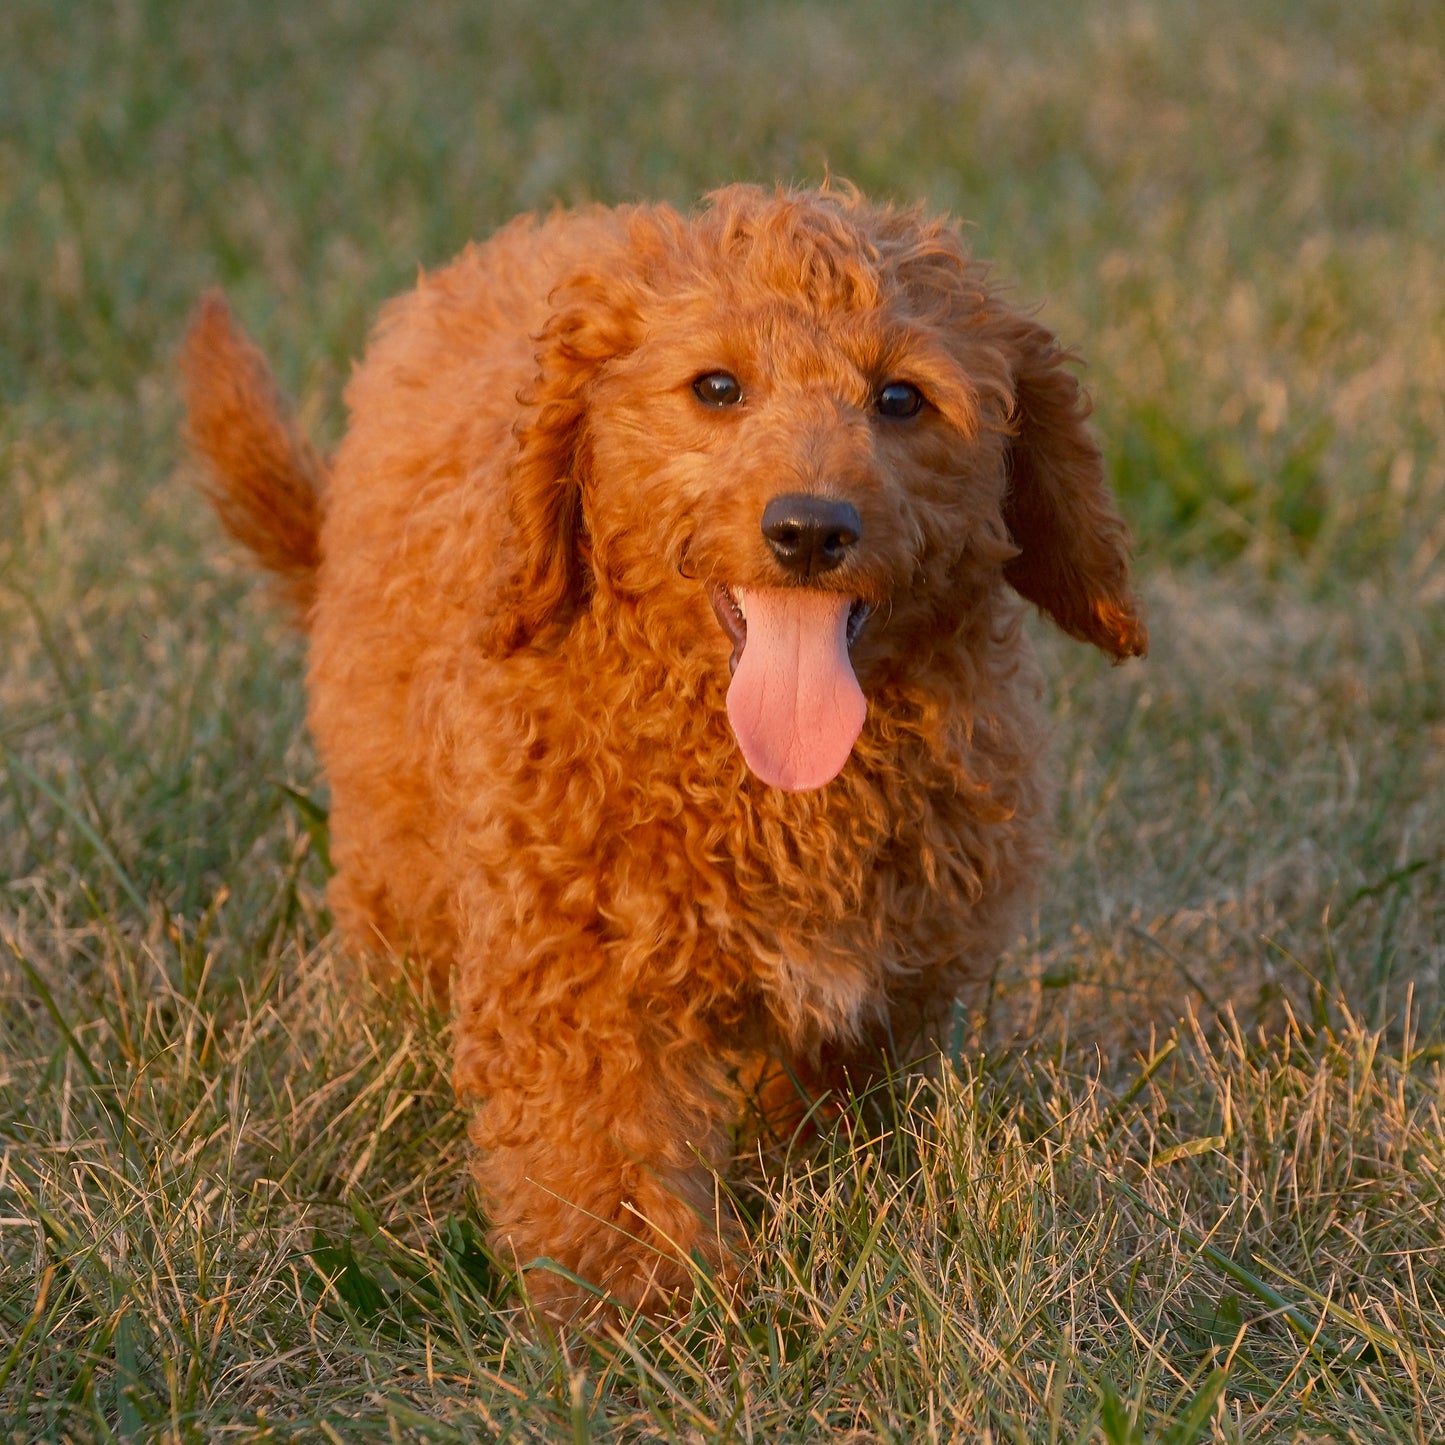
[182,183,1145,1322]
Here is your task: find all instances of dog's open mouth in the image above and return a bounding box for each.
[707,582,873,793]
[707,583,873,673]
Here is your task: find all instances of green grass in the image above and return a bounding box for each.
[3,0,1445,1438]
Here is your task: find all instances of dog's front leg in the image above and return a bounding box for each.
[454,994,738,1324]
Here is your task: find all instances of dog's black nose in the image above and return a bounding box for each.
[761,494,862,579]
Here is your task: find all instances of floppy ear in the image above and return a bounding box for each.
[1000,318,1147,659]
[477,269,646,657]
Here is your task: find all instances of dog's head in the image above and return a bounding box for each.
[483,184,1145,790]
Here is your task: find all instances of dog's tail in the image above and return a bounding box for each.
[181,291,325,623]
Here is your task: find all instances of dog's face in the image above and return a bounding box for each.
[582,277,1022,790]
[487,186,1146,790]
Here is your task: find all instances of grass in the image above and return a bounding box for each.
[3,0,1444,1438]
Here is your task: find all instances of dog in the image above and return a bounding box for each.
[182,182,1145,1323]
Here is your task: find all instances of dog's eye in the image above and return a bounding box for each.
[876,381,925,419]
[693,371,744,408]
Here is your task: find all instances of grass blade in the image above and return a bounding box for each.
[2,745,148,915]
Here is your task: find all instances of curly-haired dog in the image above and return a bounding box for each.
[182,183,1145,1322]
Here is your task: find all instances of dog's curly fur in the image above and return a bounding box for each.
[182,183,1145,1322]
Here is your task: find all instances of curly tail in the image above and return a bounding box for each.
[181,291,325,623]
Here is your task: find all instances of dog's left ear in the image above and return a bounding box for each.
[999,316,1147,660]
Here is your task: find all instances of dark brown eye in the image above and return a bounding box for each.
[876,381,924,418]
[693,371,744,407]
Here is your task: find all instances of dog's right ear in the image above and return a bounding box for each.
[478,231,660,657]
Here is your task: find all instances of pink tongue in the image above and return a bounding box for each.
[725,587,867,792]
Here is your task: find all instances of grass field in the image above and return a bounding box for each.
[3,0,1445,1439]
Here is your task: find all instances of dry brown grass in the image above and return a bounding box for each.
[4,0,1444,1437]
